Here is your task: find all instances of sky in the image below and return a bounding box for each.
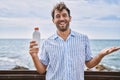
[0,0,120,39]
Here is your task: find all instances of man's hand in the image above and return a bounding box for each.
[29,40,39,57]
[86,47,120,68]
[29,41,46,74]
[99,47,120,57]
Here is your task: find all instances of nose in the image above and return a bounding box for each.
[60,16,64,20]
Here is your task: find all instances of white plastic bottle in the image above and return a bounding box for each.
[32,27,40,48]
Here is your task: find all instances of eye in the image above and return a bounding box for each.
[55,14,60,18]
[62,13,67,17]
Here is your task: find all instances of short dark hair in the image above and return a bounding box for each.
[51,2,71,19]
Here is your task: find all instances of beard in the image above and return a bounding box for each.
[56,20,70,32]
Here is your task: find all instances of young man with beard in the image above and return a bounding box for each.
[29,2,120,80]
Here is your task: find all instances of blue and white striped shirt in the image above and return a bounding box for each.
[39,30,92,80]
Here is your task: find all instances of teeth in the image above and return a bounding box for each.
[60,22,65,25]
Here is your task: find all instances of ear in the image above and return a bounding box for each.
[69,16,72,22]
[52,19,55,23]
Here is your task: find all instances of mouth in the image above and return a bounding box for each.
[56,20,69,31]
[59,22,65,26]
[59,21,66,26]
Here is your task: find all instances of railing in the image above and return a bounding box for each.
[85,71,120,80]
[0,70,120,80]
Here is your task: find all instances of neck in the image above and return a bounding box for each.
[57,28,70,41]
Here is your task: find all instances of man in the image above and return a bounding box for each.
[29,2,120,80]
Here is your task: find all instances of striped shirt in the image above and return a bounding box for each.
[39,30,92,80]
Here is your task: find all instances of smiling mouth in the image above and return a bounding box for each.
[60,22,65,25]
[59,21,66,26]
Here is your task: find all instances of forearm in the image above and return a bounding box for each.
[32,55,46,74]
[86,47,120,68]
[85,53,104,68]
[29,41,47,74]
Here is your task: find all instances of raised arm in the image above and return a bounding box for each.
[29,41,47,74]
[85,47,120,68]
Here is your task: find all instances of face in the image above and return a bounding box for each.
[53,9,71,32]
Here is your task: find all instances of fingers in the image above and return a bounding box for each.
[111,47,120,51]
[29,41,38,48]
[108,47,120,53]
[112,47,120,52]
[29,40,39,56]
[29,48,39,54]
[100,46,120,56]
[116,47,120,50]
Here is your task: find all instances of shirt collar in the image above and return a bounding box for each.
[52,30,75,40]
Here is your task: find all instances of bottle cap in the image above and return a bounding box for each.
[34,27,39,30]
